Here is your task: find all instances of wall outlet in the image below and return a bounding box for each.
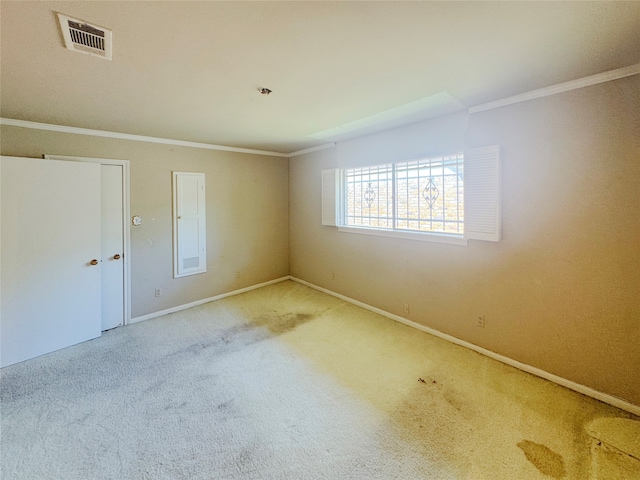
[476,315,486,328]
[155,288,161,297]
[236,271,241,279]
[332,272,336,280]
[403,304,410,317]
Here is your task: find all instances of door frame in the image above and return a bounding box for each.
[44,155,131,326]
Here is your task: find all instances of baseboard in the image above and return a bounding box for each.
[129,276,292,324]
[289,276,640,417]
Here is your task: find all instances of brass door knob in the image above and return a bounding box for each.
[113,254,121,260]
[90,259,99,266]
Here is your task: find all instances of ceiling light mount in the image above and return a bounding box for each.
[259,88,272,95]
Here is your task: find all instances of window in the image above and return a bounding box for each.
[322,146,500,244]
[344,153,464,235]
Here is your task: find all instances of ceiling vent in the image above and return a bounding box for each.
[57,13,112,60]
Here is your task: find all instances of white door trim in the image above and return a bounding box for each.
[44,154,131,326]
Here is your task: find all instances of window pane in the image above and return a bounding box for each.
[395,154,463,234]
[342,153,463,236]
[344,164,393,229]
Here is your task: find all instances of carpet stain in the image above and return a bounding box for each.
[416,377,470,414]
[388,378,477,476]
[216,326,263,349]
[517,440,567,479]
[187,341,217,353]
[144,379,166,393]
[418,377,437,385]
[163,401,187,411]
[217,399,234,410]
[380,374,486,476]
[195,311,318,352]
[252,312,315,335]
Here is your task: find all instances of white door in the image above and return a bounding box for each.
[1,156,102,367]
[101,164,124,331]
[45,155,130,331]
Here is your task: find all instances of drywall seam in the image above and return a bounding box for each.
[0,118,289,158]
[289,276,640,416]
[129,276,291,324]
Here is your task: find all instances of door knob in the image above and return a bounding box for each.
[113,254,121,260]
[90,259,99,266]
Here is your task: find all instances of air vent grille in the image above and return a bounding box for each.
[68,20,105,51]
[57,13,112,60]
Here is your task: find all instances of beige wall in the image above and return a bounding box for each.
[2,75,638,407]
[289,75,640,406]
[0,126,290,318]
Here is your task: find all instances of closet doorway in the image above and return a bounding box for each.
[0,155,131,367]
[45,155,131,332]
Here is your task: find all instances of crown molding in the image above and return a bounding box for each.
[288,143,336,158]
[5,63,637,155]
[469,63,640,114]
[0,118,289,158]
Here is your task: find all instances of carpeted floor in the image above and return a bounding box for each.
[1,281,636,479]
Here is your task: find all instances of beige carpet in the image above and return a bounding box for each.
[1,280,636,479]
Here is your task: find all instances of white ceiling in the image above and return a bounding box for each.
[2,1,639,154]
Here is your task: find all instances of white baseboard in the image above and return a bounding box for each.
[289,276,640,417]
[129,276,291,324]
[128,274,639,415]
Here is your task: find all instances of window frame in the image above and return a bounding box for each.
[337,224,469,245]
[323,145,500,245]
[337,152,468,246]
